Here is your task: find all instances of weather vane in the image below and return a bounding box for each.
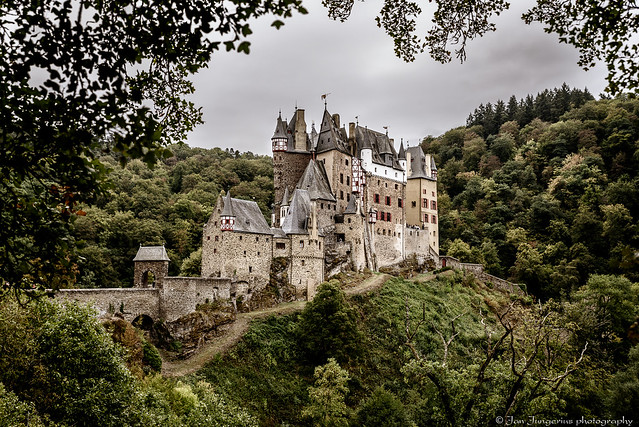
[321,93,331,109]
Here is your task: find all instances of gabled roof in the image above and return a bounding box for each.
[221,193,273,235]
[406,146,435,180]
[133,245,170,262]
[355,126,403,171]
[281,189,311,235]
[296,159,336,202]
[316,109,350,154]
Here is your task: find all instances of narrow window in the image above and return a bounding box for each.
[340,190,344,199]
[300,240,304,248]
[398,198,403,208]
[345,159,349,166]
[411,201,416,208]
[249,266,253,273]
[207,236,210,240]
[215,236,219,242]
[301,260,305,266]
[432,215,437,224]
[340,173,344,184]
[213,248,217,254]
[374,194,380,203]
[423,198,428,208]
[347,176,350,185]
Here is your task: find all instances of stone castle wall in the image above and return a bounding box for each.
[56,288,160,322]
[160,277,232,322]
[273,151,312,224]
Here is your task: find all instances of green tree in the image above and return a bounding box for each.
[0,0,306,294]
[301,358,351,427]
[356,387,408,427]
[296,281,364,366]
[325,1,639,93]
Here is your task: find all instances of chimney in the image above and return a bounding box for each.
[294,109,306,151]
[332,113,340,128]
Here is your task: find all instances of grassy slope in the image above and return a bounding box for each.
[190,272,516,425]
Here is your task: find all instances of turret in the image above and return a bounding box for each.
[279,186,291,226]
[272,112,287,152]
[430,156,438,180]
[220,191,236,231]
[398,139,406,171]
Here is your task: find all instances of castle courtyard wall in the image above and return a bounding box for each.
[56,288,160,322]
[160,277,232,322]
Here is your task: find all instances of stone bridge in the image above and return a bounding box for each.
[56,277,234,323]
[439,256,525,295]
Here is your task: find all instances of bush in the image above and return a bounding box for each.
[357,387,408,427]
[296,281,364,366]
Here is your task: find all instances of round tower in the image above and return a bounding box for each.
[272,112,287,152]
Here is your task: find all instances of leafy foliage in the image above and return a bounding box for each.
[296,280,364,366]
[301,358,351,426]
[426,94,639,299]
[324,1,639,93]
[0,0,305,294]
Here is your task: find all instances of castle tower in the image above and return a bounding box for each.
[272,109,312,226]
[398,139,406,171]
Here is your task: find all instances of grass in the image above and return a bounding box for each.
[189,273,512,425]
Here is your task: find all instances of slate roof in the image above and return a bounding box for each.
[281,189,311,235]
[271,112,287,140]
[316,109,350,154]
[354,126,403,171]
[133,245,170,262]
[281,186,291,205]
[343,194,359,214]
[296,159,336,202]
[271,227,287,238]
[398,140,406,160]
[406,146,435,180]
[221,192,273,235]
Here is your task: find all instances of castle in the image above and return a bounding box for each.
[200,108,439,299]
[56,107,443,323]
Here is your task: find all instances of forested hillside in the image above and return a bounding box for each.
[71,147,274,288]
[425,89,639,299]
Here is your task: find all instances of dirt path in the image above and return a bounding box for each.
[161,273,391,378]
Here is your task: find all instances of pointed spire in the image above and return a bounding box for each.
[221,191,235,217]
[281,186,291,206]
[398,139,406,160]
[344,193,358,214]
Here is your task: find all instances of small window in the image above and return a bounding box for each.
[398,198,403,208]
[276,242,286,249]
[243,250,246,255]
[321,203,324,209]
[423,198,428,208]
[214,248,217,254]
[432,215,437,224]
[256,236,259,242]
[385,182,388,187]
[385,196,391,206]
[424,214,429,223]
[340,173,344,184]
[239,236,242,241]
[411,201,417,208]
[215,236,219,241]
[257,252,260,256]
[300,240,304,248]
[347,176,350,185]
[207,236,210,240]
[431,201,437,210]
[345,159,349,166]
[432,191,435,196]
[348,218,351,224]
[301,260,305,266]
[395,184,398,190]
[388,213,392,222]
[383,229,386,235]
[347,194,350,202]
[340,190,344,199]
[374,194,380,203]
[214,221,217,226]
[249,266,253,273]
[266,238,269,242]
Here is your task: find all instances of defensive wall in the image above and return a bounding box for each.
[439,256,524,295]
[56,277,233,323]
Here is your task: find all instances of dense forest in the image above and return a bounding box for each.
[425,89,639,299]
[71,147,275,288]
[1,88,638,425]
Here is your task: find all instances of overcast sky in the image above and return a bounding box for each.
[186,0,609,156]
